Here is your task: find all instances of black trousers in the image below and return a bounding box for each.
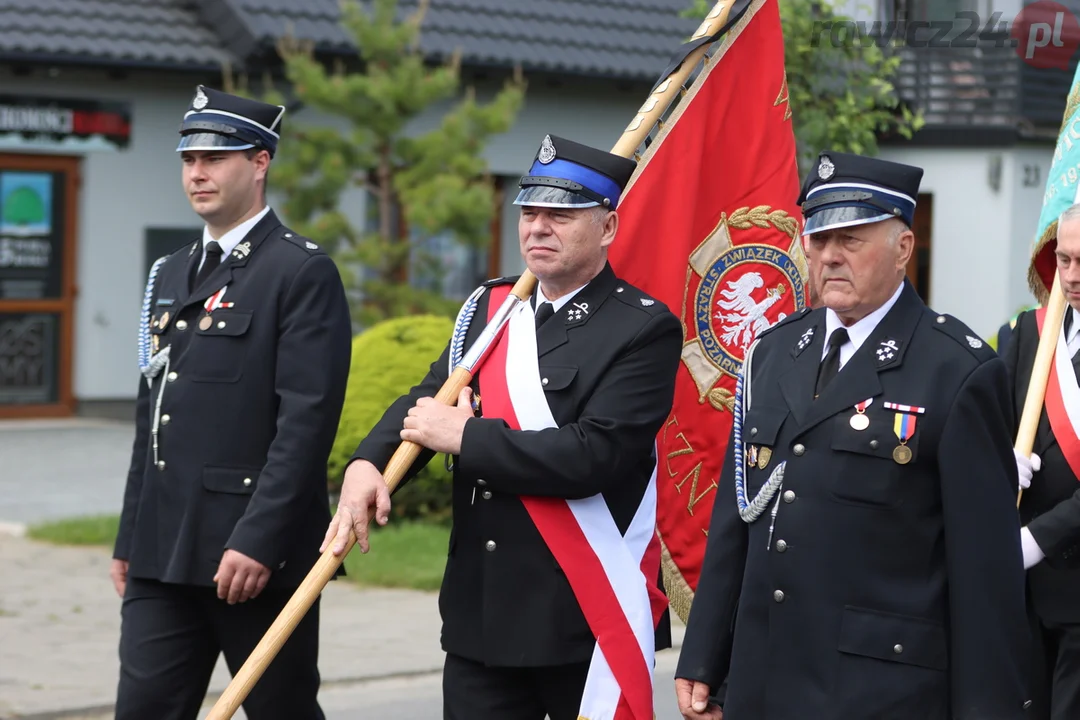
[442,652,590,720]
[1027,608,1080,720]
[115,577,324,720]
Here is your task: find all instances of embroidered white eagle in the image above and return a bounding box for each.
[715,271,787,349]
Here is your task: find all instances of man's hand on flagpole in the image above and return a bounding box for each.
[400,388,475,455]
[322,459,392,556]
[1014,449,1041,492]
[675,678,723,719]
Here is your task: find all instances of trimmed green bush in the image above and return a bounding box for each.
[329,314,455,523]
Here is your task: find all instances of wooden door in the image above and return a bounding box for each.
[907,192,933,304]
[0,154,80,418]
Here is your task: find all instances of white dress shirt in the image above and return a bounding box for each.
[1066,307,1080,358]
[534,281,588,319]
[821,281,905,370]
[196,205,272,272]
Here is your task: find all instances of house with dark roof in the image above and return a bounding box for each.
[0,0,1071,417]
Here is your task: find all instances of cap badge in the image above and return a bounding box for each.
[817,155,835,180]
[193,88,209,111]
[538,135,556,165]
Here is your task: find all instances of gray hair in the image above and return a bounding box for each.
[590,206,613,225]
[1060,203,1080,228]
[886,218,907,246]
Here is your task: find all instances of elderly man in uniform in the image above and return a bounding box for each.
[674,150,1031,720]
[322,134,683,720]
[1007,204,1080,719]
[109,86,351,719]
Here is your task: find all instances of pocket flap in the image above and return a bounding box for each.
[196,309,252,337]
[202,466,260,495]
[743,406,787,446]
[831,411,918,463]
[838,606,946,671]
[539,365,578,391]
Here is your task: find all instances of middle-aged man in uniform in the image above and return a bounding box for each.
[674,150,1031,720]
[109,86,351,719]
[1006,203,1080,719]
[322,134,683,720]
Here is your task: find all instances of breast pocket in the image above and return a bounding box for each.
[538,365,577,393]
[742,405,787,496]
[190,309,253,383]
[829,407,920,508]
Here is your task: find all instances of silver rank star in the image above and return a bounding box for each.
[876,339,899,362]
[640,298,655,307]
[567,301,589,322]
[966,335,983,349]
[306,241,318,250]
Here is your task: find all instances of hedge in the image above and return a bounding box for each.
[328,314,455,523]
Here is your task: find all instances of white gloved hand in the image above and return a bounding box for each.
[1021,527,1046,570]
[1015,450,1041,491]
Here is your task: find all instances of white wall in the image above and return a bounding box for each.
[877,145,1052,337]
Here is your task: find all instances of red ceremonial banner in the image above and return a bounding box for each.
[608,0,806,620]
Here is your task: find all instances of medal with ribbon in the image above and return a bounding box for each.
[200,285,234,330]
[892,412,916,464]
[850,397,873,430]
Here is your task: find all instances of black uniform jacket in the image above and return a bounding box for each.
[352,263,683,666]
[676,281,1031,720]
[1005,309,1080,623]
[113,210,352,589]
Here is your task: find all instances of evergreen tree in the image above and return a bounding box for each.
[230,0,526,326]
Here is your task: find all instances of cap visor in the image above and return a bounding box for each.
[803,206,893,236]
[513,185,599,209]
[176,132,255,152]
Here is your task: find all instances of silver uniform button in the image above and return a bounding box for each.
[750,427,758,437]
[783,490,795,503]
[481,491,492,500]
[477,479,487,487]
[157,460,166,471]
[893,644,904,654]
[542,378,548,386]
[792,443,805,456]
[870,440,879,449]
[167,371,178,382]
[936,315,946,324]
[775,539,788,552]
[161,414,171,425]
[485,540,496,552]
[773,589,785,603]
[175,320,188,330]
[243,477,252,487]
[217,321,226,329]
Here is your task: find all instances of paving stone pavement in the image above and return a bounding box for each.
[0,418,685,719]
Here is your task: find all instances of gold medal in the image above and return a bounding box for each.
[159,311,170,328]
[199,315,213,331]
[893,445,912,464]
[849,414,870,431]
[757,447,772,470]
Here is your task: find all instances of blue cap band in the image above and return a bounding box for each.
[523,158,623,209]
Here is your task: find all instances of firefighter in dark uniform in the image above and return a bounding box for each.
[674,150,1031,720]
[321,135,683,720]
[109,86,351,720]
[1005,203,1080,719]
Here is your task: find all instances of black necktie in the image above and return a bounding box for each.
[535,301,555,329]
[815,327,849,398]
[192,241,223,290]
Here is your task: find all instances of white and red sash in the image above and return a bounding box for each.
[1035,308,1080,480]
[475,284,667,720]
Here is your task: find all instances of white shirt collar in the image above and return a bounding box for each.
[822,281,905,369]
[199,205,271,267]
[1067,307,1080,346]
[536,282,588,315]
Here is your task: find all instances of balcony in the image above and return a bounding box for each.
[889,30,1076,144]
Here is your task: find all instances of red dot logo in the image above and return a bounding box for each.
[1011,0,1080,69]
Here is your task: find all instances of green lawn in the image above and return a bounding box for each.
[25,513,449,592]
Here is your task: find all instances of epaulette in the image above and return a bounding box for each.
[755,305,814,343]
[611,283,668,315]
[482,275,519,287]
[930,312,996,361]
[281,230,324,254]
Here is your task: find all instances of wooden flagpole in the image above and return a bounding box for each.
[204,3,737,716]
